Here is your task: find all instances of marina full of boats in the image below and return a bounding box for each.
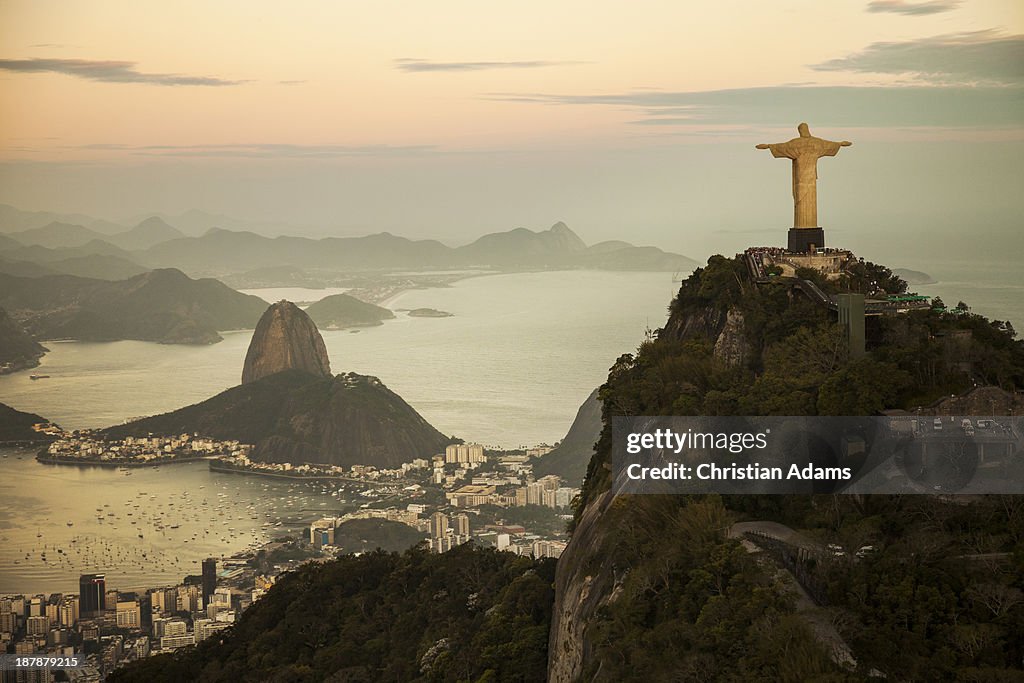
[0,454,351,594]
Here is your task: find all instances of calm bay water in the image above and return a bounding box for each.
[906,259,1023,328]
[0,270,679,592]
[0,456,340,594]
[0,271,679,447]
[2,265,1018,594]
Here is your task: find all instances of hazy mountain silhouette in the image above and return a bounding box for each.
[0,257,56,278]
[10,221,108,249]
[109,216,186,250]
[9,217,184,252]
[140,228,452,272]
[0,237,148,280]
[0,268,267,344]
[1,204,696,279]
[453,221,587,266]
[0,204,124,235]
[138,222,695,275]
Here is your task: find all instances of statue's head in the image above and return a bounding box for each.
[798,122,810,137]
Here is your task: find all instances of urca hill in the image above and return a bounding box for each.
[106,300,451,468]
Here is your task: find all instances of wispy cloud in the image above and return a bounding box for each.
[396,58,580,72]
[74,143,438,158]
[0,58,245,86]
[866,0,960,15]
[813,30,1024,85]
[485,86,1024,128]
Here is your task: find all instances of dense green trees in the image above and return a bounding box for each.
[573,254,1024,679]
[110,545,555,683]
[577,496,855,681]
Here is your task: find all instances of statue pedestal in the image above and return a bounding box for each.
[787,227,824,253]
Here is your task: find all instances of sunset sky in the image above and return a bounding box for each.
[0,0,1021,259]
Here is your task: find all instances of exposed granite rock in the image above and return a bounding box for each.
[712,307,750,367]
[662,303,728,342]
[547,489,618,682]
[241,301,331,384]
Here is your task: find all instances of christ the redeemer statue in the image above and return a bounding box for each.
[756,124,851,252]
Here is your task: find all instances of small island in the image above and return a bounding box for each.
[893,268,937,285]
[406,308,453,318]
[304,293,395,329]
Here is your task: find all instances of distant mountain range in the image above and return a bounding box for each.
[0,268,267,345]
[0,215,179,281]
[8,216,184,251]
[0,204,126,235]
[0,204,696,279]
[136,221,695,275]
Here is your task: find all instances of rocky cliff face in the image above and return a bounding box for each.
[662,301,728,342]
[712,307,750,367]
[241,301,331,384]
[547,489,618,682]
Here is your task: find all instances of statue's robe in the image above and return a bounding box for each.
[764,137,843,228]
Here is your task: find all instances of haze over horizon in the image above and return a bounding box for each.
[1,1,1021,263]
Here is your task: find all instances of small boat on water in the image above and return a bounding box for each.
[29,374,51,380]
